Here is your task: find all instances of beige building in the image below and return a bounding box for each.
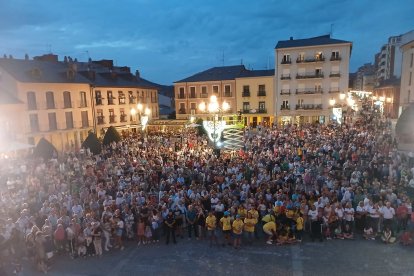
[174,65,242,120]
[0,55,159,152]
[399,40,414,116]
[275,35,352,125]
[235,70,275,126]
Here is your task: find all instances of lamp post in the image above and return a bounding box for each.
[130,103,151,137]
[198,95,230,151]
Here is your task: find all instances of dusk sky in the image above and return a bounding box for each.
[0,0,413,85]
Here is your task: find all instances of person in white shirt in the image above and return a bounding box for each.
[381,201,395,230]
[334,203,344,226]
[369,203,381,233]
[344,202,355,228]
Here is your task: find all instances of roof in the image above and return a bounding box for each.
[0,58,91,84]
[175,65,274,83]
[0,57,159,90]
[175,65,247,83]
[275,35,352,49]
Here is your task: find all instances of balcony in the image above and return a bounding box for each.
[295,104,323,110]
[97,116,105,125]
[75,120,92,128]
[280,89,291,95]
[328,89,340,93]
[178,109,187,114]
[129,97,136,104]
[296,73,324,79]
[330,56,341,61]
[280,74,291,80]
[109,115,117,124]
[329,72,341,78]
[62,101,73,109]
[120,114,128,123]
[242,91,250,97]
[281,59,291,64]
[296,58,305,64]
[296,88,323,95]
[243,108,267,114]
[200,93,208,98]
[223,92,232,97]
[189,94,197,99]
[119,97,126,104]
[96,98,103,105]
[177,94,186,99]
[257,91,266,97]
[107,98,116,105]
[302,57,325,63]
[280,105,290,110]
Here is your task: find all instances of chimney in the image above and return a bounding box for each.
[135,70,140,80]
[290,37,293,40]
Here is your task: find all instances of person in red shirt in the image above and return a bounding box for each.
[396,203,409,232]
[54,224,66,254]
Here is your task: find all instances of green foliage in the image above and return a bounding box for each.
[102,126,121,146]
[196,118,206,137]
[82,132,102,155]
[33,138,58,160]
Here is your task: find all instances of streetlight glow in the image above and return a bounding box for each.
[329,98,336,106]
[199,102,206,112]
[137,103,143,111]
[130,108,136,116]
[222,101,230,111]
[144,107,151,115]
[339,93,346,100]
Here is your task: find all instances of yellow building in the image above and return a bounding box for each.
[0,55,159,152]
[235,69,275,127]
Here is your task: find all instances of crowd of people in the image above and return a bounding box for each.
[1,102,414,274]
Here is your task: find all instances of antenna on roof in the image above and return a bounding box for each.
[240,59,243,65]
[220,51,224,66]
[330,24,334,37]
[47,44,52,54]
[85,50,90,60]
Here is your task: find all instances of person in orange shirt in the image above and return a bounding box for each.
[219,211,232,246]
[244,212,257,245]
[232,215,244,249]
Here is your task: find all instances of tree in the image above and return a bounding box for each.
[103,126,121,146]
[33,138,58,160]
[82,132,102,155]
[196,118,206,137]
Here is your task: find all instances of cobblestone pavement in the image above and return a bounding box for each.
[17,237,414,276]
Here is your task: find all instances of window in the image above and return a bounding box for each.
[410,53,413,68]
[243,102,250,112]
[331,51,340,61]
[282,100,289,109]
[109,109,116,123]
[258,85,266,96]
[224,85,231,96]
[315,52,324,61]
[282,54,291,64]
[80,92,87,107]
[63,91,72,108]
[298,99,304,106]
[179,103,186,114]
[190,87,196,98]
[48,113,57,130]
[120,109,127,122]
[27,92,37,110]
[95,90,102,105]
[65,112,73,129]
[201,86,207,97]
[119,91,126,104]
[242,85,250,97]
[107,91,114,105]
[409,72,412,86]
[297,53,305,62]
[178,87,185,99]
[315,84,322,92]
[128,91,135,104]
[315,68,322,76]
[97,109,104,124]
[259,102,266,112]
[29,114,39,132]
[212,85,219,93]
[81,111,89,127]
[190,102,196,110]
[46,91,55,109]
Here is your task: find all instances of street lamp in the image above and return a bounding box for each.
[339,93,346,101]
[199,95,230,150]
[130,103,151,135]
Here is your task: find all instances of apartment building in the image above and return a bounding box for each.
[235,69,275,126]
[399,39,414,115]
[0,55,159,151]
[174,65,242,120]
[275,35,352,125]
[375,30,414,84]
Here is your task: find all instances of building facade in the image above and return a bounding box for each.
[354,63,376,92]
[399,40,414,116]
[0,55,159,152]
[235,70,275,126]
[372,78,400,119]
[375,30,414,84]
[275,35,352,125]
[174,66,243,120]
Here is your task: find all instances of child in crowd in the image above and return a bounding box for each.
[137,218,145,245]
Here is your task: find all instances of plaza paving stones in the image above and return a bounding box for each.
[21,238,414,276]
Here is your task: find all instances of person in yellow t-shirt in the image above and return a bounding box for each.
[247,208,260,239]
[220,211,232,246]
[205,210,217,247]
[244,212,257,245]
[232,215,244,249]
[238,205,247,220]
[295,213,304,242]
[263,221,277,245]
